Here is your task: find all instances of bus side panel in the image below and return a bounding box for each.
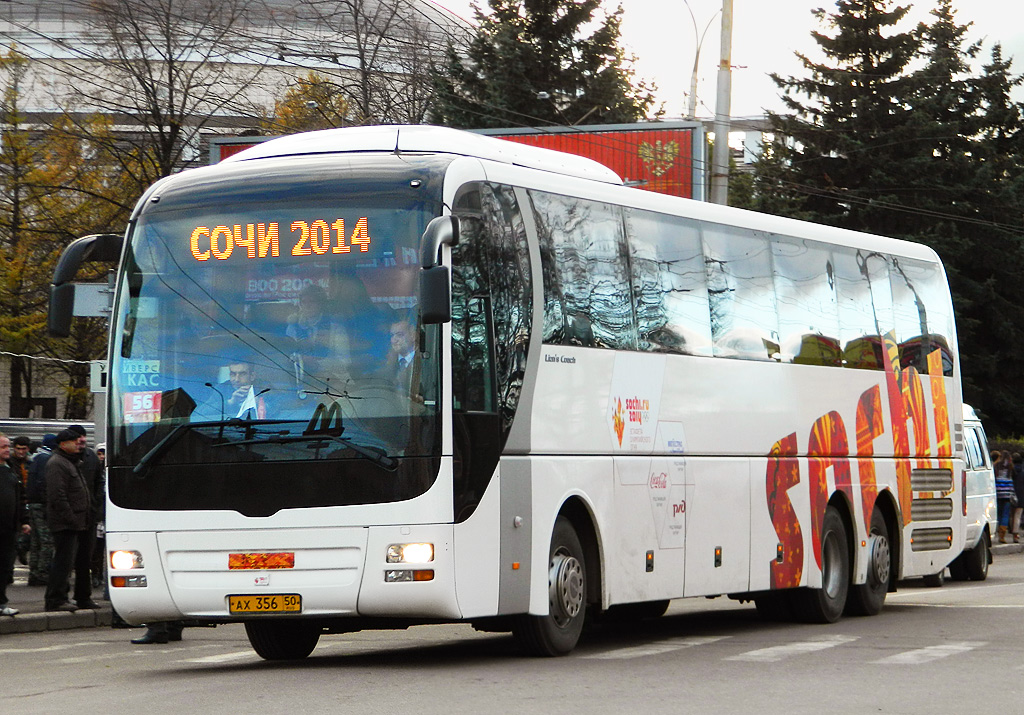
[526,456,613,616]
[453,462,503,619]
[606,456,686,605]
[682,457,752,597]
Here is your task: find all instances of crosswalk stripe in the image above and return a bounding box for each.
[726,634,859,662]
[181,650,258,664]
[0,642,102,655]
[872,641,986,665]
[584,636,729,660]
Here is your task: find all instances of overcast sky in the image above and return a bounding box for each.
[429,0,1024,119]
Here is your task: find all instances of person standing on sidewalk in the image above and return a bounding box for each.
[995,450,1016,544]
[44,429,98,612]
[9,435,31,566]
[26,434,56,586]
[0,434,31,616]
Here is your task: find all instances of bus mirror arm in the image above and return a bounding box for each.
[48,233,124,337]
[418,216,459,325]
[419,215,459,269]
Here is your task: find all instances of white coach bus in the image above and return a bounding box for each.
[49,125,965,658]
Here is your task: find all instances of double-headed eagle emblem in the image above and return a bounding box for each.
[638,140,679,177]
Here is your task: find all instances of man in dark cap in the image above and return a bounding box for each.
[44,429,98,612]
[26,433,56,586]
[68,425,102,588]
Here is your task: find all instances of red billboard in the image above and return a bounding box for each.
[209,123,705,200]
[480,122,703,199]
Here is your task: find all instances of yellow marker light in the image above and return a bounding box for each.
[110,550,144,570]
[386,543,434,564]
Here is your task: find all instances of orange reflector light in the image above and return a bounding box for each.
[413,570,434,582]
[512,562,520,570]
[111,576,126,588]
[228,552,295,570]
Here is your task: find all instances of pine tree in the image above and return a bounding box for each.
[430,0,656,129]
[759,0,921,233]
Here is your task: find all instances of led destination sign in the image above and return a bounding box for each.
[189,217,373,261]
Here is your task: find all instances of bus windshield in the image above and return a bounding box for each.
[107,154,449,514]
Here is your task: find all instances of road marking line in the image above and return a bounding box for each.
[726,634,858,662]
[889,603,1024,609]
[181,650,258,664]
[0,642,102,654]
[584,636,729,660]
[873,641,986,665]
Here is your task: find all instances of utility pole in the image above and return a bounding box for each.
[709,0,734,205]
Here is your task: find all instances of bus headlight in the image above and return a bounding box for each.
[386,543,434,564]
[110,550,144,570]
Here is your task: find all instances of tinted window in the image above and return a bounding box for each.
[834,249,893,370]
[964,427,984,469]
[533,191,636,349]
[773,238,840,366]
[626,209,712,355]
[452,183,532,429]
[703,225,778,360]
[890,258,954,377]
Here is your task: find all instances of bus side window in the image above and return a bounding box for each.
[453,296,497,413]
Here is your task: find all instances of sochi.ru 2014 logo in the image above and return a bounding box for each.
[613,397,625,446]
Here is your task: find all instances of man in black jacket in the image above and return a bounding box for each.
[1,434,30,616]
[44,429,98,612]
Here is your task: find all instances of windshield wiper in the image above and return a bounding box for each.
[132,418,295,478]
[212,431,398,471]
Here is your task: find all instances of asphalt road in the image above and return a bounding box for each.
[3,552,1023,715]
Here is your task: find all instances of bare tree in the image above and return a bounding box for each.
[48,0,270,188]
[266,0,468,126]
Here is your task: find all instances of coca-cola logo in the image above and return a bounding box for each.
[649,472,668,489]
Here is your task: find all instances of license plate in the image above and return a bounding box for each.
[228,594,302,614]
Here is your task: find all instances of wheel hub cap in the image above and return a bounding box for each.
[549,551,584,624]
[868,533,891,586]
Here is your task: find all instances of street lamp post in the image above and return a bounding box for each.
[683,0,721,121]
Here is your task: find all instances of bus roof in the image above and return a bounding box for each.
[223,125,625,186]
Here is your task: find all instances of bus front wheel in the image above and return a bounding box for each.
[245,620,321,660]
[512,516,587,656]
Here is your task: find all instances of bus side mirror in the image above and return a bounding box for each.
[419,266,451,324]
[418,216,459,325]
[48,233,124,337]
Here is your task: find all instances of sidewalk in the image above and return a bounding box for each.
[0,562,113,636]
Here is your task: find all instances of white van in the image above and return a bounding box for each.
[948,404,997,580]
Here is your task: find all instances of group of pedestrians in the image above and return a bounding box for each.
[993,450,1024,543]
[0,426,105,617]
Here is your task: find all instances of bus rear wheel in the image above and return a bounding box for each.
[512,516,587,656]
[845,509,890,616]
[794,506,849,623]
[245,620,321,660]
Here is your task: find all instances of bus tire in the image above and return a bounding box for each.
[947,552,969,581]
[965,536,990,581]
[512,516,587,657]
[845,509,890,616]
[794,506,849,623]
[245,620,321,660]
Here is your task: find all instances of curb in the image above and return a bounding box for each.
[0,608,112,636]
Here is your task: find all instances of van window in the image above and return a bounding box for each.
[964,427,985,469]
